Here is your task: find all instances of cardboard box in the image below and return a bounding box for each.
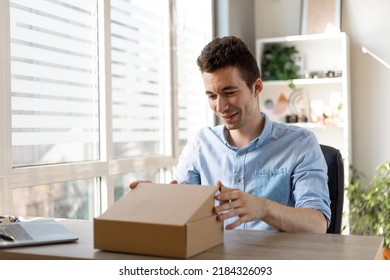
[94,183,224,258]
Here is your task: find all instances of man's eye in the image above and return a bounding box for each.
[225,91,237,95]
[208,95,217,100]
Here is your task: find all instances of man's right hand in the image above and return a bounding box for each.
[129,180,152,189]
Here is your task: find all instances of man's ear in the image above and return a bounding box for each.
[254,78,263,96]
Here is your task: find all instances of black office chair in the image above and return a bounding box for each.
[320,144,344,234]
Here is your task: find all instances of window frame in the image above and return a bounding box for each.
[0,0,12,214]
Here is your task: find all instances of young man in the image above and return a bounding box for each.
[131,36,331,233]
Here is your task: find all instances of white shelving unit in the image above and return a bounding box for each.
[256,32,351,177]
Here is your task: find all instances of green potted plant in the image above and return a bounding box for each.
[261,43,299,89]
[347,162,390,259]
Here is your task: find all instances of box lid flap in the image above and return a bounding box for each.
[97,183,218,225]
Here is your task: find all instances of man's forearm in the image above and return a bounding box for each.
[261,199,327,233]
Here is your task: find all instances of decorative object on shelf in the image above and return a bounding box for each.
[261,44,299,84]
[303,69,342,79]
[288,88,309,122]
[264,99,274,110]
[310,90,342,126]
[347,162,390,259]
[300,0,342,35]
[261,88,310,124]
[273,93,288,115]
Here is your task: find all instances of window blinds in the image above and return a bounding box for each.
[175,0,213,147]
[110,0,169,158]
[10,0,99,166]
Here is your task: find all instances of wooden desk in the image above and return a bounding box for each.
[0,219,384,260]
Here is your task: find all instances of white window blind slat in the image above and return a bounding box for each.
[112,52,162,71]
[12,96,98,114]
[11,28,95,56]
[112,65,160,85]
[11,44,93,70]
[113,119,161,130]
[112,0,162,23]
[11,0,96,25]
[10,5,93,39]
[12,132,98,146]
[55,0,95,11]
[12,61,96,85]
[112,105,159,119]
[111,10,157,34]
[112,44,163,62]
[111,23,162,47]
[112,81,160,95]
[112,59,162,78]
[12,79,96,99]
[113,131,160,143]
[112,92,160,106]
[12,115,96,129]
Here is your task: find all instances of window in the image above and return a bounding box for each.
[111,0,170,158]
[12,178,99,219]
[175,0,214,148]
[10,0,100,167]
[0,0,214,218]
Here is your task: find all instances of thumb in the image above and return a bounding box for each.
[217,180,223,189]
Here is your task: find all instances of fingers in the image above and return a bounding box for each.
[215,207,245,230]
[214,198,240,213]
[128,180,152,189]
[129,181,139,189]
[214,186,242,222]
[215,186,240,203]
[217,180,230,193]
[213,183,255,230]
[224,219,244,230]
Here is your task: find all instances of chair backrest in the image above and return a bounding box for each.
[320,144,344,234]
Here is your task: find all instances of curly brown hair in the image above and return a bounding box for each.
[196,36,260,88]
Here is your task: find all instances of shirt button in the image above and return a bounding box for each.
[236,177,241,183]
[268,172,273,177]
[239,152,244,156]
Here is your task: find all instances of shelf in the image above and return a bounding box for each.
[256,33,351,170]
[257,33,347,44]
[262,77,343,86]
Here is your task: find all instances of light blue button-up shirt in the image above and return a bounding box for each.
[173,113,331,231]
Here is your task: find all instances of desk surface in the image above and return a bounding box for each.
[0,219,384,260]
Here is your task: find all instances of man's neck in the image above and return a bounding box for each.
[225,115,265,149]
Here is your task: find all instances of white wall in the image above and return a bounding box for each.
[342,0,390,182]
[253,0,390,182]
[255,0,301,38]
[216,0,255,52]
[229,0,255,51]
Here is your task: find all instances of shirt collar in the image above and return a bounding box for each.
[256,112,271,148]
[220,112,271,150]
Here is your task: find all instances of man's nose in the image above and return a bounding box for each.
[216,96,229,112]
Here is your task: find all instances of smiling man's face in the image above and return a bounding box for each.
[203,66,262,131]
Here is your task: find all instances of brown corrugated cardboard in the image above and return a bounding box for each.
[94,183,224,258]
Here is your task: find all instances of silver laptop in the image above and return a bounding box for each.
[0,219,78,248]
